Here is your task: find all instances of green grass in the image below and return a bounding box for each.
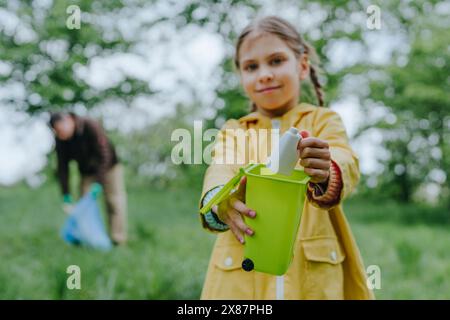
[0,181,215,299]
[0,182,449,299]
[344,199,450,299]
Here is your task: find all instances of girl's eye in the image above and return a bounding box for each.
[271,57,284,65]
[244,63,258,71]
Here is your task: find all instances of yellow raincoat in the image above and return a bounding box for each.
[199,103,375,300]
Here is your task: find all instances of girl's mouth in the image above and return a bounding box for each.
[257,86,282,94]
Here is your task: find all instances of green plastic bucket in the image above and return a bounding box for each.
[243,163,309,275]
[200,163,310,275]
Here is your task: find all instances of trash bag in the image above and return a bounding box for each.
[61,192,112,250]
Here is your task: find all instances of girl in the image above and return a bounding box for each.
[199,16,374,300]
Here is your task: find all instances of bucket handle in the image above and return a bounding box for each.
[200,163,258,215]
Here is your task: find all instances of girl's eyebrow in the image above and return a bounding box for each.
[241,57,257,65]
[265,51,287,60]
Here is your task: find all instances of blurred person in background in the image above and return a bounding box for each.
[49,112,127,245]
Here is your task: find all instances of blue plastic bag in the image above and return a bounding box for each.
[61,193,112,250]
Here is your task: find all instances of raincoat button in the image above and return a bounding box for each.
[224,257,233,267]
[330,251,337,262]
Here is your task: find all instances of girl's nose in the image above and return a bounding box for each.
[258,68,274,83]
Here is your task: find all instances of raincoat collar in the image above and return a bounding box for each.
[239,102,316,126]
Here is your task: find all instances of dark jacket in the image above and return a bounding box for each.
[55,114,119,195]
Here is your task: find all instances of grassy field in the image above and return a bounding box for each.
[0,179,449,299]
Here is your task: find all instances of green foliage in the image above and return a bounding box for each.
[110,104,210,190]
[0,0,154,114]
[367,16,449,204]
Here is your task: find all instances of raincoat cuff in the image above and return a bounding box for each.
[307,159,343,209]
[200,185,229,232]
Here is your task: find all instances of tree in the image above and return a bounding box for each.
[368,14,449,204]
[0,0,155,114]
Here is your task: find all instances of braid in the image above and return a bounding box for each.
[301,42,324,107]
[309,64,324,107]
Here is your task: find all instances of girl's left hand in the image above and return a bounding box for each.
[297,130,331,184]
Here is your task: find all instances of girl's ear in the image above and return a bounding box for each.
[298,54,309,81]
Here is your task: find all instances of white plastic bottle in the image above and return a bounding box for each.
[266,127,302,176]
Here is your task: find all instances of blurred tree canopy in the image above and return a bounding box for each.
[0,0,155,114]
[363,6,449,205]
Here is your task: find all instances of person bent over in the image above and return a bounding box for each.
[49,112,127,245]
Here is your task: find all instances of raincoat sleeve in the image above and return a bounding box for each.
[199,119,245,232]
[309,108,360,208]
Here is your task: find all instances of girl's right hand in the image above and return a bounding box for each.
[212,176,256,244]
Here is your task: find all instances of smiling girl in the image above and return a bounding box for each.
[199,16,374,300]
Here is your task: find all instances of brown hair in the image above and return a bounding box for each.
[234,16,324,110]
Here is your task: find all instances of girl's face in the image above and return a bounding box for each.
[238,32,309,117]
